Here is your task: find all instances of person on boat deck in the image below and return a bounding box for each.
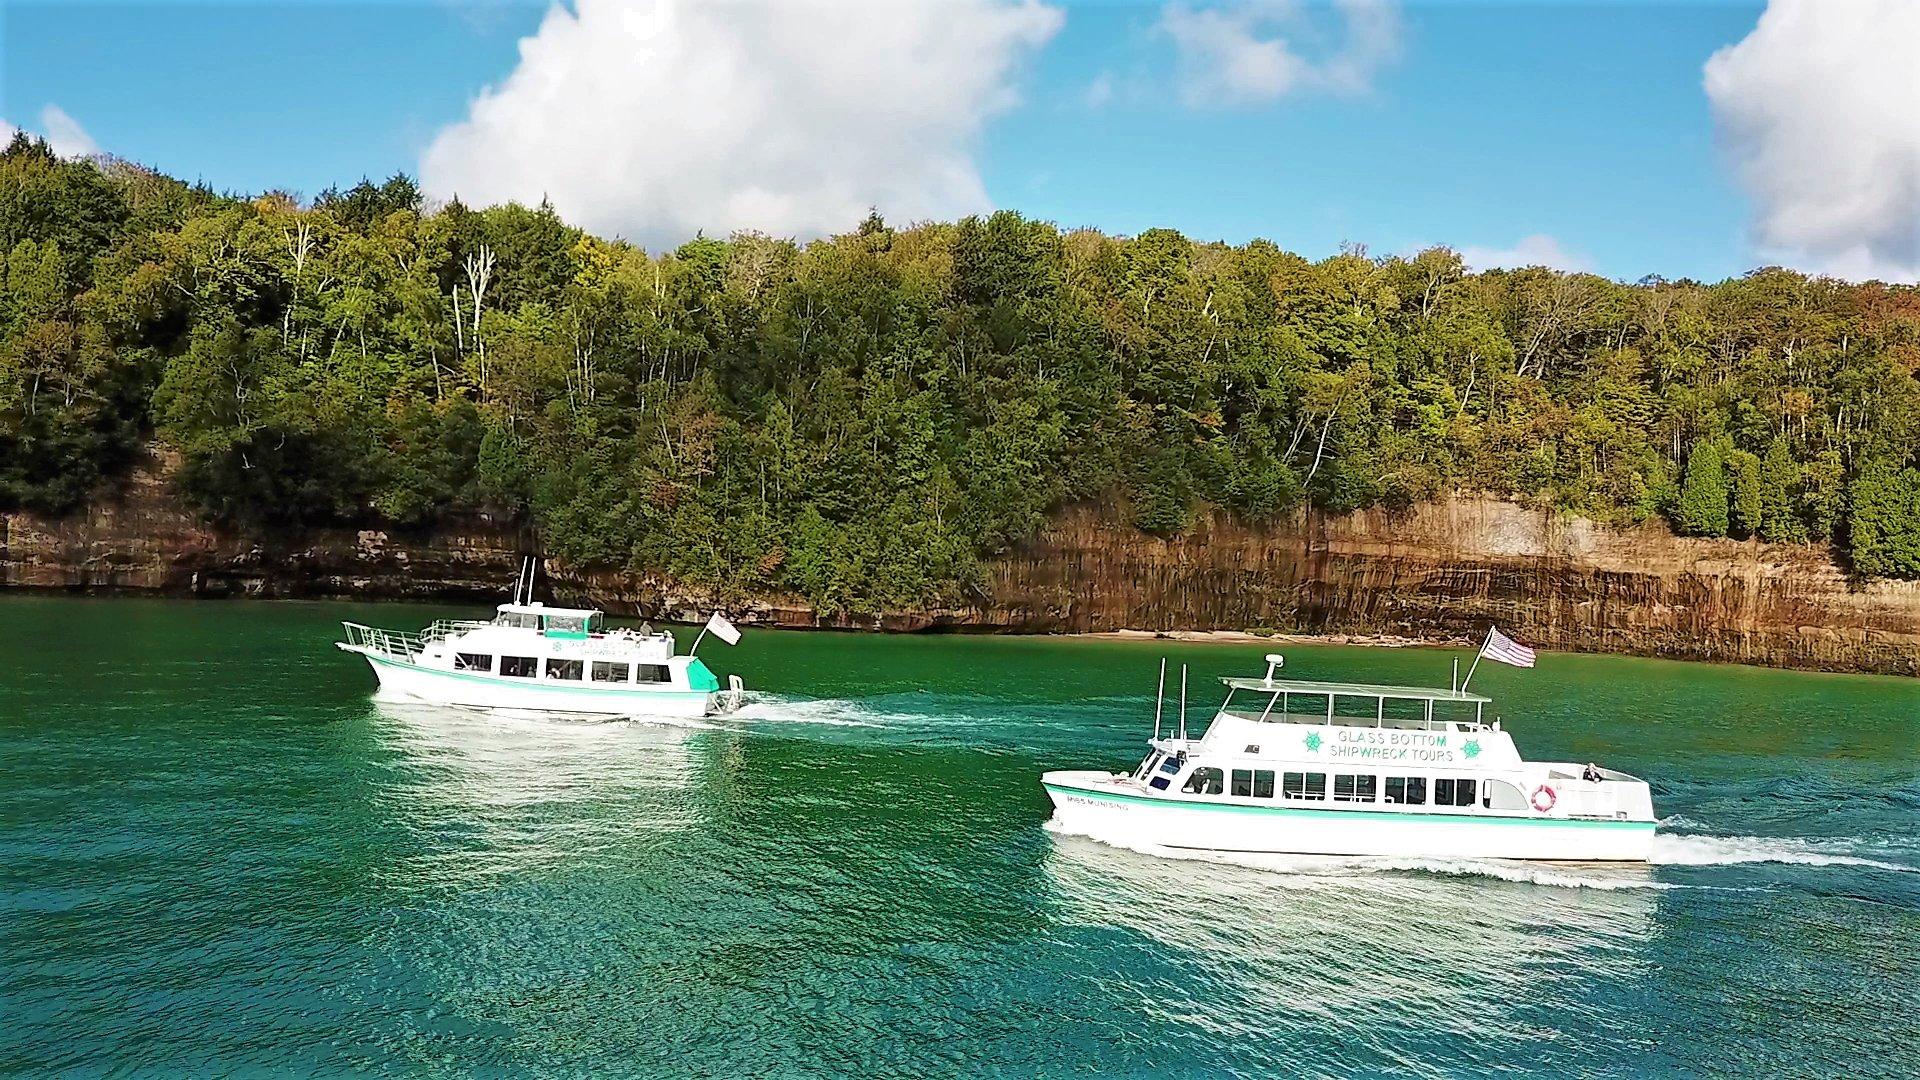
[1582,763,1603,782]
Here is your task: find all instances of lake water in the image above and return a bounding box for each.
[3,596,1916,1077]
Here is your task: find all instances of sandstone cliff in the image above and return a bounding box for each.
[5,455,1916,675]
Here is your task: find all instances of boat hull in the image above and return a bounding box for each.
[1043,771,1656,863]
[345,648,722,718]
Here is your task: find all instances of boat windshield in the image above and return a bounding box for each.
[1217,678,1489,730]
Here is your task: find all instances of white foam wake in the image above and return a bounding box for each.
[726,695,887,728]
[1650,833,1917,873]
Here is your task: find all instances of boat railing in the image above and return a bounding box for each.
[422,619,489,644]
[341,622,427,660]
[1218,707,1487,732]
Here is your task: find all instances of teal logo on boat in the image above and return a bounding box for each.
[1304,731,1322,753]
[1463,739,1482,759]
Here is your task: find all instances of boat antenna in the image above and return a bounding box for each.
[1263,653,1284,684]
[1153,657,1166,742]
[514,554,536,605]
[1178,664,1188,743]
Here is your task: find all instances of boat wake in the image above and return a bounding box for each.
[726,694,889,727]
[1649,832,1918,873]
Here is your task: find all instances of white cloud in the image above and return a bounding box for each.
[39,105,99,158]
[1160,0,1401,107]
[1,105,100,158]
[1084,71,1116,109]
[1456,235,1593,274]
[420,0,1063,249]
[1704,0,1920,282]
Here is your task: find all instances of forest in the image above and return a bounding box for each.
[3,134,1919,610]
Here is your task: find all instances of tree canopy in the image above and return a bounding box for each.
[4,136,1919,609]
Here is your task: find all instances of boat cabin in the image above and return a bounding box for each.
[1126,670,1648,823]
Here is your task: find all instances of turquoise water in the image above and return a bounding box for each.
[3,596,1916,1077]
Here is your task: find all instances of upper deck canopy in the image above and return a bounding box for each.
[496,602,601,620]
[1221,676,1491,704]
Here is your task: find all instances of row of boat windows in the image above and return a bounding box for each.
[453,653,671,684]
[1155,763,1525,810]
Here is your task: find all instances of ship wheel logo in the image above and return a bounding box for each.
[1463,739,1482,759]
[1303,731,1323,753]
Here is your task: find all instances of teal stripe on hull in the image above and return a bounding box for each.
[1043,782,1655,830]
[362,651,712,698]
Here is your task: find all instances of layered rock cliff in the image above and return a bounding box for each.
[5,455,1916,675]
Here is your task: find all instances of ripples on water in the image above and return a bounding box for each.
[2,599,1917,1076]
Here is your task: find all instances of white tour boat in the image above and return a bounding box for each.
[337,566,746,719]
[1042,655,1657,863]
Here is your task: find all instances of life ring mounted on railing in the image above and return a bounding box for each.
[1530,785,1558,813]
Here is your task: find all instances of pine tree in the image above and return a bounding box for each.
[1728,448,1762,539]
[1848,463,1920,578]
[1757,437,1806,542]
[1675,441,1730,537]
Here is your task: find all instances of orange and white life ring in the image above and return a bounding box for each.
[1530,785,1557,813]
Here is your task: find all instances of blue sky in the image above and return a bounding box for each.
[0,1,1872,283]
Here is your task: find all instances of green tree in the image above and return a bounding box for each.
[1847,463,1920,578]
[1675,441,1730,537]
[1727,447,1762,539]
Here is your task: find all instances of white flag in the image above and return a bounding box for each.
[704,612,742,646]
[1481,627,1536,668]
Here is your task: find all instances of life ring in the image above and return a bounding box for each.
[1530,785,1557,813]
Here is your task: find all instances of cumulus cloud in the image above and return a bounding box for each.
[39,105,100,158]
[420,0,1063,249]
[1456,235,1593,274]
[1704,0,1920,282]
[1,105,100,158]
[1160,0,1401,106]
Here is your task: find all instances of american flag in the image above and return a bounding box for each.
[1480,627,1537,668]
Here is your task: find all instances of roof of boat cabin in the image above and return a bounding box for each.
[496,602,602,619]
[1220,677,1491,704]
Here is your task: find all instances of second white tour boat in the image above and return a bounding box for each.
[337,568,746,719]
[1042,654,1656,863]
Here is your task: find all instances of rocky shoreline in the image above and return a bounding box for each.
[4,456,1917,677]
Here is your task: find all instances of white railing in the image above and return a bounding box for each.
[342,622,426,660]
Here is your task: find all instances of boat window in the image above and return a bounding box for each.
[1433,778,1477,807]
[1282,772,1326,800]
[636,664,671,684]
[1243,744,1261,754]
[1182,767,1225,795]
[1333,774,1378,803]
[1159,757,1183,775]
[1231,769,1253,797]
[454,652,492,672]
[500,612,539,629]
[1149,775,1171,790]
[1253,770,1275,798]
[545,659,584,681]
[1481,780,1527,811]
[591,661,631,683]
[545,614,590,638]
[500,655,537,678]
[1385,776,1427,805]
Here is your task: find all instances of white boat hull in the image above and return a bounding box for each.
[347,648,723,719]
[1043,770,1656,863]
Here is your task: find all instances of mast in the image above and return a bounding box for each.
[1178,664,1188,743]
[1153,658,1166,742]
